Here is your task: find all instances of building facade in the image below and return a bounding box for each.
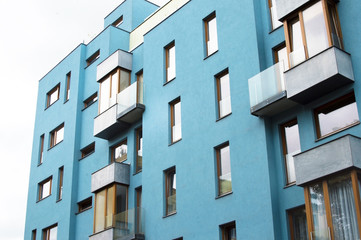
[25,0,361,239]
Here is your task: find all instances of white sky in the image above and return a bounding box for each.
[0,0,168,239]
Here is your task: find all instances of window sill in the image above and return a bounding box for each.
[64,99,69,104]
[37,162,43,167]
[133,169,142,176]
[44,99,59,110]
[283,182,296,189]
[36,194,51,203]
[169,138,182,147]
[163,77,176,86]
[75,207,92,215]
[163,212,177,218]
[216,112,232,122]
[315,121,360,142]
[48,140,63,151]
[204,50,218,61]
[56,198,62,203]
[215,191,233,199]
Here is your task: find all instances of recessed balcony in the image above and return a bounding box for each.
[248,62,296,117]
[285,47,354,104]
[294,134,361,186]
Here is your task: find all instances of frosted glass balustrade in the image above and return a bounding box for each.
[117,81,144,115]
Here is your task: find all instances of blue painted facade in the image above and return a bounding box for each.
[25,0,361,239]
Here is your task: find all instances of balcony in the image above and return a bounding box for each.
[285,47,354,104]
[91,162,130,193]
[89,207,145,240]
[294,135,361,186]
[248,62,296,117]
[94,80,145,140]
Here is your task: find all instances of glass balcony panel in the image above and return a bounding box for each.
[111,208,145,239]
[290,47,306,67]
[248,61,285,107]
[117,81,142,114]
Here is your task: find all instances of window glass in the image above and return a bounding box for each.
[55,127,64,144]
[83,92,97,109]
[39,134,44,164]
[78,197,92,213]
[275,45,289,71]
[39,177,52,200]
[288,207,308,240]
[309,183,328,239]
[289,19,305,67]
[171,99,182,143]
[166,43,176,82]
[65,72,71,101]
[110,71,118,106]
[119,70,130,92]
[58,167,63,201]
[217,144,232,196]
[315,93,359,138]
[43,225,58,240]
[269,0,282,29]
[303,1,328,58]
[112,140,127,163]
[221,222,236,240]
[165,168,176,215]
[136,127,143,172]
[205,13,218,56]
[106,186,115,228]
[217,72,232,118]
[95,189,106,232]
[99,77,110,113]
[137,72,144,104]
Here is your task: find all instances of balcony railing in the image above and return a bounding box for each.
[117,80,143,118]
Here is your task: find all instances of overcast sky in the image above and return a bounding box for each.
[0,0,168,239]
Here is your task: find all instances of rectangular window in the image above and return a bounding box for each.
[80,142,95,159]
[274,43,289,71]
[112,15,123,27]
[135,187,142,233]
[99,68,130,113]
[170,98,182,143]
[32,229,36,240]
[65,72,71,101]
[39,134,44,165]
[285,0,342,67]
[137,71,144,104]
[94,184,128,233]
[173,238,183,240]
[50,124,64,148]
[220,221,237,240]
[86,49,100,67]
[38,177,52,201]
[287,206,308,240]
[165,41,176,82]
[216,143,232,196]
[83,92,98,109]
[135,127,143,173]
[111,139,127,163]
[204,12,218,56]
[216,69,232,119]
[57,167,63,201]
[46,84,60,108]
[314,92,359,139]
[78,197,92,213]
[268,0,282,29]
[42,224,57,240]
[280,119,301,185]
[165,167,176,216]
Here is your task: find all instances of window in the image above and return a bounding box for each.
[216,69,232,119]
[165,167,176,216]
[170,98,182,143]
[216,143,232,196]
[39,134,44,164]
[112,15,123,27]
[165,41,176,82]
[173,238,183,240]
[204,12,218,56]
[274,43,289,71]
[287,206,308,240]
[314,92,359,139]
[57,167,63,201]
[135,187,142,233]
[94,184,128,233]
[99,68,130,113]
[50,124,64,148]
[32,229,36,240]
[86,50,100,67]
[111,139,127,163]
[304,171,361,239]
[285,0,342,67]
[80,142,95,159]
[137,71,144,104]
[65,72,71,101]
[78,197,92,213]
[268,0,282,30]
[42,224,57,240]
[83,92,98,109]
[46,84,60,108]
[135,127,143,172]
[38,177,52,201]
[280,119,301,185]
[220,221,236,240]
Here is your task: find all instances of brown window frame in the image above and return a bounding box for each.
[136,70,143,104]
[80,142,95,159]
[83,92,98,109]
[46,84,60,108]
[78,197,92,213]
[42,224,57,240]
[303,170,361,240]
[135,187,142,233]
[111,139,128,163]
[50,123,64,148]
[215,142,232,197]
[170,97,182,144]
[32,229,37,240]
[220,221,236,240]
[135,127,143,173]
[112,15,123,27]
[165,167,176,216]
[38,176,52,201]
[165,41,176,83]
[57,166,64,201]
[287,205,308,240]
[314,92,360,139]
[65,72,71,101]
[39,134,44,165]
[284,0,343,68]
[215,69,232,119]
[204,12,218,57]
[268,0,283,30]
[86,50,100,67]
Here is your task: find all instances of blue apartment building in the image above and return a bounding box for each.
[25,0,361,239]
